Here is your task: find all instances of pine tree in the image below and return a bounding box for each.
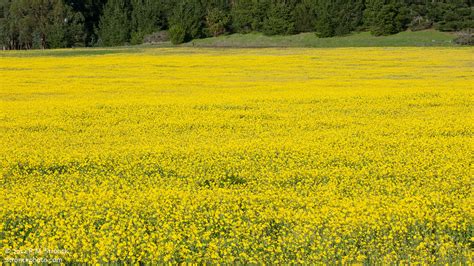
[262,2,294,36]
[47,0,85,48]
[205,7,230,37]
[5,0,83,49]
[365,0,411,36]
[168,0,205,44]
[231,0,269,33]
[130,0,161,44]
[314,0,364,38]
[98,0,130,46]
[293,0,317,33]
[0,0,12,49]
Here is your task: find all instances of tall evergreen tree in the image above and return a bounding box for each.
[64,0,107,45]
[315,0,364,38]
[262,1,295,36]
[364,0,411,36]
[231,0,269,33]
[168,0,205,43]
[0,0,13,49]
[293,0,317,33]
[98,0,130,46]
[205,7,230,37]
[3,0,83,49]
[2,0,473,49]
[130,0,161,44]
[46,0,85,48]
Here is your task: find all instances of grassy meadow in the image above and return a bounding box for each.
[0,47,473,264]
[184,30,457,48]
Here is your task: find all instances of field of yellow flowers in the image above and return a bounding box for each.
[1,47,473,264]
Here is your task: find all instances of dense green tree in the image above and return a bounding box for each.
[292,0,317,33]
[205,7,230,37]
[2,0,473,49]
[64,0,107,45]
[262,1,294,36]
[47,1,85,48]
[0,0,13,49]
[364,0,411,36]
[98,0,130,46]
[169,24,185,44]
[130,0,161,44]
[168,0,205,43]
[230,0,269,33]
[314,4,335,38]
[315,0,364,38]
[1,0,83,49]
[428,1,474,31]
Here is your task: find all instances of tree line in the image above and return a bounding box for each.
[0,0,472,49]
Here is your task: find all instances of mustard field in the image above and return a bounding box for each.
[1,48,473,264]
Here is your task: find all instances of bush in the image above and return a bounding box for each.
[454,29,473,46]
[205,8,230,37]
[143,31,169,43]
[169,24,186,44]
[409,16,432,31]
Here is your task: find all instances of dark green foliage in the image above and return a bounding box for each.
[230,0,269,33]
[47,2,85,48]
[1,0,84,49]
[372,4,403,36]
[168,0,205,42]
[1,0,472,49]
[431,3,474,32]
[98,0,130,46]
[293,0,317,33]
[205,7,230,37]
[64,0,108,45]
[262,2,294,36]
[169,24,186,44]
[0,0,14,49]
[364,1,411,36]
[130,0,161,44]
[230,0,254,33]
[314,1,335,38]
[315,0,364,38]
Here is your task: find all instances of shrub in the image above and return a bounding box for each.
[169,24,186,44]
[454,29,473,46]
[409,16,432,31]
[143,31,169,43]
[205,8,230,37]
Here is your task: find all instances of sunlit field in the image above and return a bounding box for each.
[1,48,473,264]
